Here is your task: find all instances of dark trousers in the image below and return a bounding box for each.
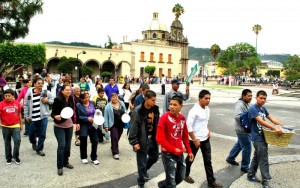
[79,127,98,161]
[161,84,165,95]
[136,140,159,185]
[159,152,186,188]
[248,141,271,184]
[110,125,123,155]
[29,118,48,151]
[54,126,73,169]
[185,139,216,184]
[2,127,21,160]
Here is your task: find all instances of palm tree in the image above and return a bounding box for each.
[252,24,262,53]
[172,3,184,20]
[210,44,221,60]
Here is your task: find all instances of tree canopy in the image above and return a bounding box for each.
[210,44,221,60]
[56,56,77,74]
[145,66,156,77]
[0,43,45,75]
[0,0,43,43]
[172,3,184,20]
[218,42,261,76]
[283,55,300,80]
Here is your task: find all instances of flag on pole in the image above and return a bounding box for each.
[185,64,198,84]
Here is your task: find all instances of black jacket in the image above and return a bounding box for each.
[128,101,159,151]
[51,95,75,124]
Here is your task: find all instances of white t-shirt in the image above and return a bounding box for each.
[186,103,210,141]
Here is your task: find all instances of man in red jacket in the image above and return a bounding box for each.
[156,96,194,188]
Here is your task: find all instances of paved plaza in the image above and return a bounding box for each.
[0,83,299,187]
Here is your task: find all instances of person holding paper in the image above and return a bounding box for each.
[51,85,79,176]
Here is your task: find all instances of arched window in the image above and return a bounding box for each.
[162,33,165,39]
[152,33,157,39]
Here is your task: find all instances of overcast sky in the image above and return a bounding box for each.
[16,0,299,55]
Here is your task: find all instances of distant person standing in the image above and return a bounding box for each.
[161,74,166,95]
[0,89,23,165]
[104,78,119,102]
[226,89,252,173]
[40,69,47,78]
[134,84,150,108]
[163,79,189,113]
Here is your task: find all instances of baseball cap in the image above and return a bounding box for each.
[171,79,181,84]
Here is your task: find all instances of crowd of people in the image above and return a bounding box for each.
[0,69,287,188]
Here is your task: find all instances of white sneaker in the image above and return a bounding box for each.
[113,154,119,160]
[81,159,88,164]
[92,160,99,165]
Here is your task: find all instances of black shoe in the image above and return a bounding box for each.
[15,158,21,165]
[63,163,73,169]
[208,181,223,188]
[158,180,166,188]
[226,159,239,166]
[262,180,273,188]
[138,185,144,188]
[36,150,45,156]
[24,132,28,136]
[144,172,150,182]
[247,176,261,183]
[57,169,63,176]
[241,168,248,173]
[6,159,12,165]
[32,144,36,150]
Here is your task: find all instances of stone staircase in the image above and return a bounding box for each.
[279,90,300,98]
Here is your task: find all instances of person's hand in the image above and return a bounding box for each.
[186,84,190,90]
[207,130,211,139]
[188,153,194,162]
[55,115,61,121]
[26,118,31,123]
[274,127,283,135]
[105,127,109,132]
[20,124,23,131]
[75,124,80,131]
[133,144,140,151]
[41,97,49,104]
[174,148,182,153]
[88,117,94,123]
[194,139,201,148]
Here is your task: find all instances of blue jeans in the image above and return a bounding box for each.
[136,139,159,186]
[185,139,215,184]
[2,127,21,160]
[248,141,271,184]
[54,126,73,169]
[159,152,186,188]
[226,133,252,170]
[29,118,48,151]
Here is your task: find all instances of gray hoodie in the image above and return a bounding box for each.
[23,88,54,120]
[234,98,250,134]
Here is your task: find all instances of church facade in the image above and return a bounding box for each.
[38,11,189,81]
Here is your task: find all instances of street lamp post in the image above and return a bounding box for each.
[76,50,86,82]
[202,56,205,86]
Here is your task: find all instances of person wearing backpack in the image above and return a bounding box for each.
[226,89,252,173]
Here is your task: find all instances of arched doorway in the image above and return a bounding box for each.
[85,60,100,80]
[101,61,115,82]
[46,58,60,74]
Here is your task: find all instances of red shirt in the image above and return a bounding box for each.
[0,100,21,126]
[156,112,192,156]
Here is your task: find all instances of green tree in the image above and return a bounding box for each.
[210,44,221,60]
[0,0,43,42]
[57,56,77,74]
[0,43,45,75]
[283,55,300,80]
[104,35,117,49]
[81,65,93,77]
[145,66,156,77]
[172,3,184,20]
[218,42,261,76]
[252,24,262,52]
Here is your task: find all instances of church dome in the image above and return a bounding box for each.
[171,19,183,29]
[143,12,168,32]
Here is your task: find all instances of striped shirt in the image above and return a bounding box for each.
[32,91,41,121]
